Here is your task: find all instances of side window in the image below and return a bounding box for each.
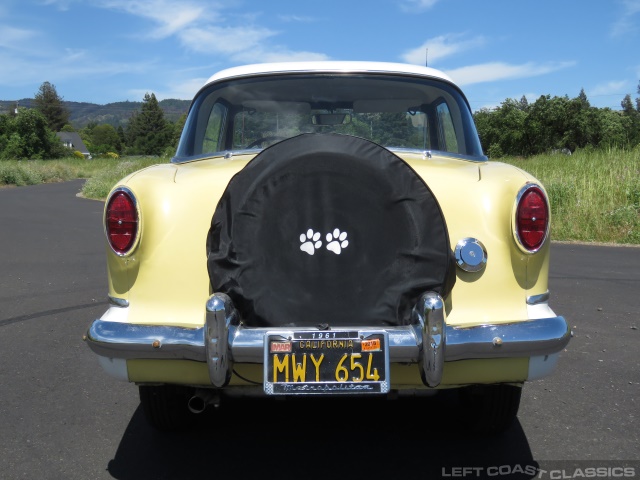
[407,111,431,150]
[436,102,459,153]
[203,103,227,153]
[233,110,267,148]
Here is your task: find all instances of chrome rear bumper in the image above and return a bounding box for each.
[85,292,571,388]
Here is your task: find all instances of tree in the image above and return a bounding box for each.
[90,124,121,154]
[117,125,126,148]
[372,112,413,146]
[621,94,635,115]
[159,113,188,158]
[577,88,590,108]
[518,95,529,111]
[0,114,10,153]
[494,98,528,155]
[560,91,598,151]
[126,93,172,155]
[475,92,606,156]
[171,113,187,147]
[0,109,66,160]
[473,98,527,157]
[594,108,627,148]
[521,95,570,154]
[33,81,70,132]
[620,92,640,146]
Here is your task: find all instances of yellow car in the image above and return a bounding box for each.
[85,61,570,434]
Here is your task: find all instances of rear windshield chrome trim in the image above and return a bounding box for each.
[172,146,488,165]
[172,149,260,164]
[389,147,487,162]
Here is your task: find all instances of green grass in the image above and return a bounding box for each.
[500,147,640,245]
[0,156,166,199]
[2,148,639,245]
[80,157,164,199]
[0,157,83,186]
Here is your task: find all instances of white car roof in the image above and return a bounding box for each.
[203,61,456,88]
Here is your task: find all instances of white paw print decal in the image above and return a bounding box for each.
[326,228,349,255]
[300,229,322,255]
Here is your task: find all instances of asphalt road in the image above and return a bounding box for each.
[0,180,638,480]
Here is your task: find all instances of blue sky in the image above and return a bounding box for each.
[1,0,639,111]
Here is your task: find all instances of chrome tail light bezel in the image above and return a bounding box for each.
[104,186,141,257]
[513,183,550,254]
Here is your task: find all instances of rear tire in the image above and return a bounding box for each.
[458,384,522,435]
[138,385,198,432]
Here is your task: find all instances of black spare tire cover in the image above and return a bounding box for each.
[206,133,455,328]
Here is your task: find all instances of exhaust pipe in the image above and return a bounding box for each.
[187,390,220,414]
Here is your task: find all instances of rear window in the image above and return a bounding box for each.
[174,73,485,162]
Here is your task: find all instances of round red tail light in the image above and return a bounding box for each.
[105,188,138,255]
[515,185,549,253]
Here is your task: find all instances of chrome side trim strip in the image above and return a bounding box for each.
[108,295,129,308]
[527,291,550,305]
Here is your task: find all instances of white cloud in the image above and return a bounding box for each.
[400,0,440,12]
[611,0,640,37]
[277,14,316,23]
[0,48,153,88]
[97,0,207,38]
[40,0,75,11]
[150,8,205,39]
[163,77,209,99]
[233,48,331,64]
[61,48,87,62]
[401,33,486,65]
[1,0,330,98]
[589,80,629,96]
[179,25,277,55]
[0,24,38,50]
[40,0,209,40]
[130,76,206,101]
[444,61,576,86]
[94,1,330,65]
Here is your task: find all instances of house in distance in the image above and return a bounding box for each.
[56,132,91,159]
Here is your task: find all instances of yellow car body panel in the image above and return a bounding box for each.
[108,153,547,330]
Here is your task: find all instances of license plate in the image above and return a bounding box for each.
[264,330,389,395]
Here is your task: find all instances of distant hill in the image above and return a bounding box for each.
[0,98,191,129]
